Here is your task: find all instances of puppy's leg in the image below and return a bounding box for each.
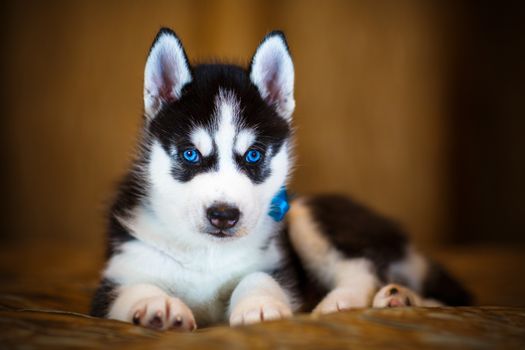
[289,195,471,310]
[288,200,379,314]
[108,283,196,331]
[311,258,379,314]
[373,283,443,308]
[229,272,293,326]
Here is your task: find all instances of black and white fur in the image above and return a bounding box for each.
[91,28,471,331]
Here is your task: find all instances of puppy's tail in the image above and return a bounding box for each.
[422,260,473,306]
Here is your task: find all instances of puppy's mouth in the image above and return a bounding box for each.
[205,225,249,239]
[205,229,238,239]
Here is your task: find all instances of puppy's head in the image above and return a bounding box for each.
[139,28,294,242]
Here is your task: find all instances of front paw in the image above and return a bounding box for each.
[130,295,196,331]
[312,287,370,315]
[229,296,292,326]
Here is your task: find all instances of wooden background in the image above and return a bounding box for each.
[1,0,523,252]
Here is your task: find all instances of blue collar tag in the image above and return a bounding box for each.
[268,186,290,222]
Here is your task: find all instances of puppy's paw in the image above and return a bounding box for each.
[229,296,292,326]
[130,295,196,331]
[312,287,369,315]
[372,284,422,308]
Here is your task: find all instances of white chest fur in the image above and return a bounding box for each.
[103,235,282,325]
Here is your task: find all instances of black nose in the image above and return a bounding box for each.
[206,204,240,230]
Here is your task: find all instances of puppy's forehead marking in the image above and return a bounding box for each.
[214,89,240,170]
[191,128,213,157]
[235,129,256,155]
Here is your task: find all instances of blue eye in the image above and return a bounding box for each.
[245,149,262,164]
[182,148,200,163]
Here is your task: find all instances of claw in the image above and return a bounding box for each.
[132,311,141,325]
[173,315,183,327]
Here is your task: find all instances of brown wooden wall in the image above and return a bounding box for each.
[1,1,523,250]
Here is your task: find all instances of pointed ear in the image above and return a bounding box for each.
[249,31,295,121]
[144,28,192,119]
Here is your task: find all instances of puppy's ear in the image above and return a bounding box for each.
[144,28,192,119]
[249,31,295,121]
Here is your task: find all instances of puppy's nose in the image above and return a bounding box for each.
[206,204,240,230]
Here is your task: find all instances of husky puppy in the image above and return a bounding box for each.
[91,28,471,331]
